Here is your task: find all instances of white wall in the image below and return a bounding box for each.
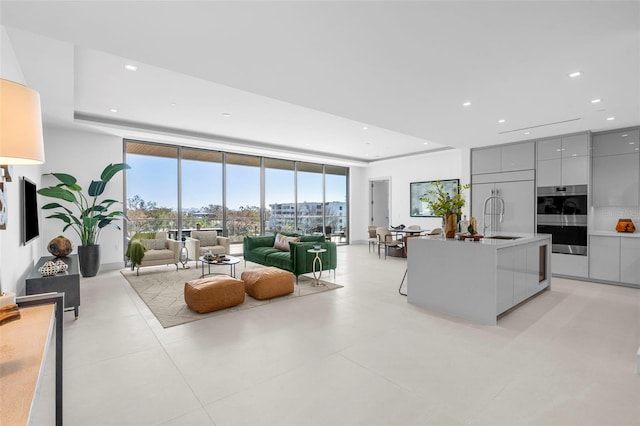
[349,148,470,243]
[0,26,45,296]
[41,126,126,270]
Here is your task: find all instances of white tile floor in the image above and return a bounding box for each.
[32,244,640,425]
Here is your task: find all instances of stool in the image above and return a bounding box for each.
[241,267,294,300]
[184,276,245,313]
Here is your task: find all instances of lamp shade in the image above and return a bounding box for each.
[0,78,45,164]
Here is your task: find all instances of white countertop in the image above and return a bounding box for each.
[413,232,552,249]
[589,230,640,238]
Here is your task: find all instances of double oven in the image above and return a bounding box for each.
[536,185,588,255]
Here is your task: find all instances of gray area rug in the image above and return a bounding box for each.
[120,262,342,328]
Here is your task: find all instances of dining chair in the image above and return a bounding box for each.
[367,225,378,253]
[376,227,402,259]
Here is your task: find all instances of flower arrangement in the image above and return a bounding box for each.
[425,180,470,217]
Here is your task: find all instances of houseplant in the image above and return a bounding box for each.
[38,163,131,277]
[426,180,470,238]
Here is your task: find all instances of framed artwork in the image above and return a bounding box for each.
[0,182,6,230]
[410,179,460,217]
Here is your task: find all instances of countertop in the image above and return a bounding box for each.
[589,230,640,238]
[413,232,552,249]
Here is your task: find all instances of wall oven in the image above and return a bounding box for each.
[536,185,588,255]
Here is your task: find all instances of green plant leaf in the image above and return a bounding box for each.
[100,163,131,182]
[38,186,78,203]
[88,180,107,197]
[50,173,77,186]
[42,202,64,210]
[45,213,71,224]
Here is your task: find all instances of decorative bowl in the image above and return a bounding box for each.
[313,244,322,250]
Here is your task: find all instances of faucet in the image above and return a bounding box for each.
[483,195,505,234]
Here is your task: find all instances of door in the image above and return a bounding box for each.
[370,179,389,228]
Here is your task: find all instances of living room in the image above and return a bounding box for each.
[1,2,639,425]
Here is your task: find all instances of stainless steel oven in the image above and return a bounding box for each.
[536,185,588,255]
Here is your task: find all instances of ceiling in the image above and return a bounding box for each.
[1,1,639,166]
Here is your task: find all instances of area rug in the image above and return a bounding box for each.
[120,263,342,328]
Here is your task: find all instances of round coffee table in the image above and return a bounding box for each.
[199,255,240,278]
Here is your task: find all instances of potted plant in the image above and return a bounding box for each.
[37,163,131,277]
[427,180,470,238]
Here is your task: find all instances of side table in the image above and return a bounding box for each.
[26,255,80,319]
[307,248,327,286]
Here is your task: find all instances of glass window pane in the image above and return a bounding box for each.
[181,148,223,236]
[226,154,261,243]
[125,141,178,238]
[296,162,323,234]
[265,158,295,234]
[325,166,348,244]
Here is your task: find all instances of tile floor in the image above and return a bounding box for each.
[31,244,640,425]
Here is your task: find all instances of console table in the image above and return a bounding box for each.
[26,255,80,318]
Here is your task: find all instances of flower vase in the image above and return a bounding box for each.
[444,213,457,238]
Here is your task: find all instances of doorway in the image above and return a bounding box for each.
[370,179,390,228]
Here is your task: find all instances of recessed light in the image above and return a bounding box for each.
[124,64,137,71]
[606,116,615,121]
[222,113,231,118]
[109,108,117,113]
[363,127,369,130]
[621,134,628,137]
[524,131,531,135]
[423,142,429,145]
[498,119,506,123]
[170,102,177,107]
[569,71,581,78]
[462,101,472,107]
[591,99,601,104]
[630,142,636,145]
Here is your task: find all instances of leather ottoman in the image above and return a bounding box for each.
[241,267,294,300]
[184,276,245,313]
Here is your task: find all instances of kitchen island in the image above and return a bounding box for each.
[406,233,552,325]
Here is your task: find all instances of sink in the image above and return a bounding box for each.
[483,235,523,240]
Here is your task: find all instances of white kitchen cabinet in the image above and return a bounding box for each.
[472,147,502,174]
[473,142,534,175]
[589,235,620,282]
[502,142,535,172]
[620,238,640,285]
[592,129,640,156]
[536,133,589,187]
[592,153,639,206]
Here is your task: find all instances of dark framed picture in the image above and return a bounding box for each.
[410,179,460,217]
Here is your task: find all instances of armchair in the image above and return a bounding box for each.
[126,231,181,276]
[190,230,230,266]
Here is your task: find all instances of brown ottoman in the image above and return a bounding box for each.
[184,276,245,313]
[241,267,295,300]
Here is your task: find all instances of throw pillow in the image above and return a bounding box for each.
[141,238,166,250]
[273,233,300,251]
[194,231,218,247]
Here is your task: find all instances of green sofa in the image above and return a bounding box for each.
[243,233,337,281]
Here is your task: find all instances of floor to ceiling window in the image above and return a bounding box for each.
[225,153,261,243]
[181,148,223,233]
[264,158,296,234]
[124,140,350,253]
[325,165,349,243]
[125,142,178,238]
[296,162,324,234]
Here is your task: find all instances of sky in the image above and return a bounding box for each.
[126,154,346,210]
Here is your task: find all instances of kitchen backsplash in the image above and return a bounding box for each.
[591,206,640,231]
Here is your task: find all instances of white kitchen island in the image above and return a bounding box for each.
[407,233,552,325]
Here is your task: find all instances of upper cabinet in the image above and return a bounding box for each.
[472,142,534,175]
[536,133,589,187]
[592,129,640,207]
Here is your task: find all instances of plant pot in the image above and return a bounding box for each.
[444,213,457,239]
[78,244,100,277]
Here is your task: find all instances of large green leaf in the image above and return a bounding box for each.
[50,173,77,186]
[88,180,107,197]
[45,213,71,224]
[41,202,64,210]
[38,186,78,203]
[100,163,131,183]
